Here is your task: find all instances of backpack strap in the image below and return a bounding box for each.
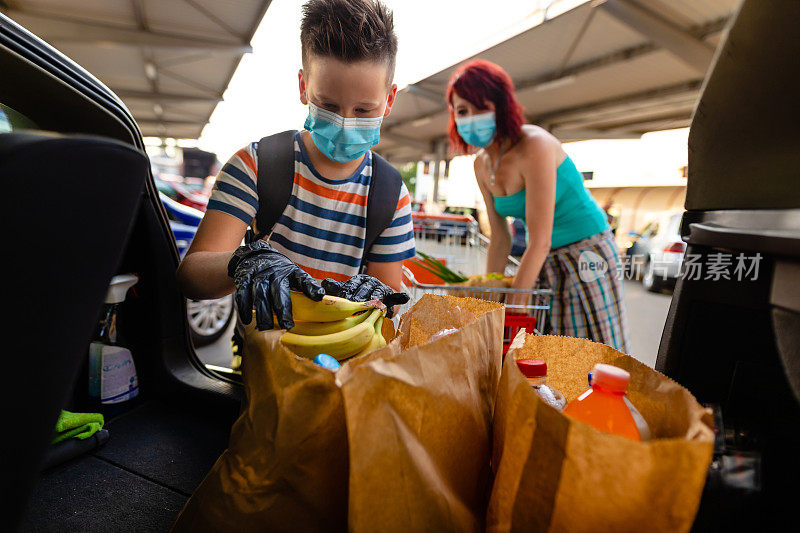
[253,129,402,270]
[251,129,297,242]
[362,151,403,270]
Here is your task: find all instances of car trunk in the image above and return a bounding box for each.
[0,15,241,531]
[655,0,800,528]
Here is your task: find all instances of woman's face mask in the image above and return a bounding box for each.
[455,111,496,148]
[304,102,384,163]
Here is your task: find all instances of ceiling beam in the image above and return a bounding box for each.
[550,128,641,141]
[598,0,716,74]
[386,14,726,136]
[137,119,204,128]
[553,97,697,129]
[606,113,692,133]
[516,41,656,93]
[6,9,251,54]
[402,84,443,104]
[534,79,703,127]
[131,0,148,31]
[113,88,222,104]
[182,0,242,38]
[547,97,697,130]
[140,130,202,138]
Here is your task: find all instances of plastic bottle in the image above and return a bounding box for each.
[563,363,647,441]
[516,358,566,410]
[88,274,140,405]
[313,354,341,372]
[587,368,650,439]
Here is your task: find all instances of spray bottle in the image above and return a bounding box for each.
[88,274,139,405]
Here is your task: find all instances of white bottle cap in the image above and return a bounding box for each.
[105,274,139,304]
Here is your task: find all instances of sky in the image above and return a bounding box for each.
[197,0,586,161]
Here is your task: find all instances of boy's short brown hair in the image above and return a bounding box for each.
[300,0,398,83]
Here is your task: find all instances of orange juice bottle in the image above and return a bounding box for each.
[563,364,642,441]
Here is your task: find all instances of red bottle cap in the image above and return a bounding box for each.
[591,364,630,393]
[516,358,547,378]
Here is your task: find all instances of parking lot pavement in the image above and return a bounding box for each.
[195,319,236,369]
[195,280,673,371]
[622,279,673,368]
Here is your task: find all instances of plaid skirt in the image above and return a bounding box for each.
[538,229,631,353]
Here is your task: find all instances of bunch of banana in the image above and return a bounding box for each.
[281,292,388,361]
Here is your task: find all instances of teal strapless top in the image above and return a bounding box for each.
[493,156,608,249]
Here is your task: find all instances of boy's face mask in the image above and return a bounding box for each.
[455,111,496,148]
[304,102,384,163]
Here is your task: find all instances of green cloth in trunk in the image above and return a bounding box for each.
[52,410,104,444]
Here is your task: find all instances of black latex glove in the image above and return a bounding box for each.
[322,274,409,318]
[228,241,324,330]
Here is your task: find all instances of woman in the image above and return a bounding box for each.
[446,60,630,352]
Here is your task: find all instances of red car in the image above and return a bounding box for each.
[155,175,209,211]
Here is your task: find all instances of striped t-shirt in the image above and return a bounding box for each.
[207,132,415,281]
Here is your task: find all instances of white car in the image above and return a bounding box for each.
[624,212,686,292]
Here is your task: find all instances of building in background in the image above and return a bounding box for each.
[409,127,689,249]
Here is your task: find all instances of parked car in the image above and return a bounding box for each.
[2,14,242,531]
[443,205,478,219]
[509,218,527,257]
[155,175,210,211]
[3,1,798,530]
[655,3,800,528]
[160,193,234,346]
[624,212,685,292]
[412,211,476,244]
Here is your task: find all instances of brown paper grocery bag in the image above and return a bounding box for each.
[172,295,504,532]
[338,295,505,532]
[171,325,350,533]
[487,334,714,533]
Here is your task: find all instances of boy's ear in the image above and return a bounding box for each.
[298,69,308,105]
[384,84,398,117]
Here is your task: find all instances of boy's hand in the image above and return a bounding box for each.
[322,274,409,318]
[228,241,324,331]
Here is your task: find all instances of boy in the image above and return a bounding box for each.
[177,0,415,332]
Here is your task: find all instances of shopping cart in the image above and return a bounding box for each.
[407,212,552,352]
[411,212,482,271]
[402,267,552,354]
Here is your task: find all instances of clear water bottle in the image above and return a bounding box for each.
[516,358,566,410]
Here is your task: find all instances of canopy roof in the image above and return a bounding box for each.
[3,0,272,139]
[376,0,739,163]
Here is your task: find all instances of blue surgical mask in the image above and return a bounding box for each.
[455,111,496,147]
[304,102,384,163]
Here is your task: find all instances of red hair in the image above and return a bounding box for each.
[446,60,525,154]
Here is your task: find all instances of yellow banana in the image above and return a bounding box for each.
[376,315,387,348]
[350,313,387,359]
[281,308,382,360]
[352,331,382,358]
[289,310,371,336]
[290,292,374,322]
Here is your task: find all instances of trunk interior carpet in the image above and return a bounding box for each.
[19,398,237,532]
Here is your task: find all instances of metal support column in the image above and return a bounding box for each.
[430,140,447,205]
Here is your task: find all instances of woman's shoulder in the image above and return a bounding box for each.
[473,148,489,171]
[516,125,562,158]
[519,125,557,147]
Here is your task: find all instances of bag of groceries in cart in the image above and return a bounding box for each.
[488,333,715,533]
[171,294,505,532]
